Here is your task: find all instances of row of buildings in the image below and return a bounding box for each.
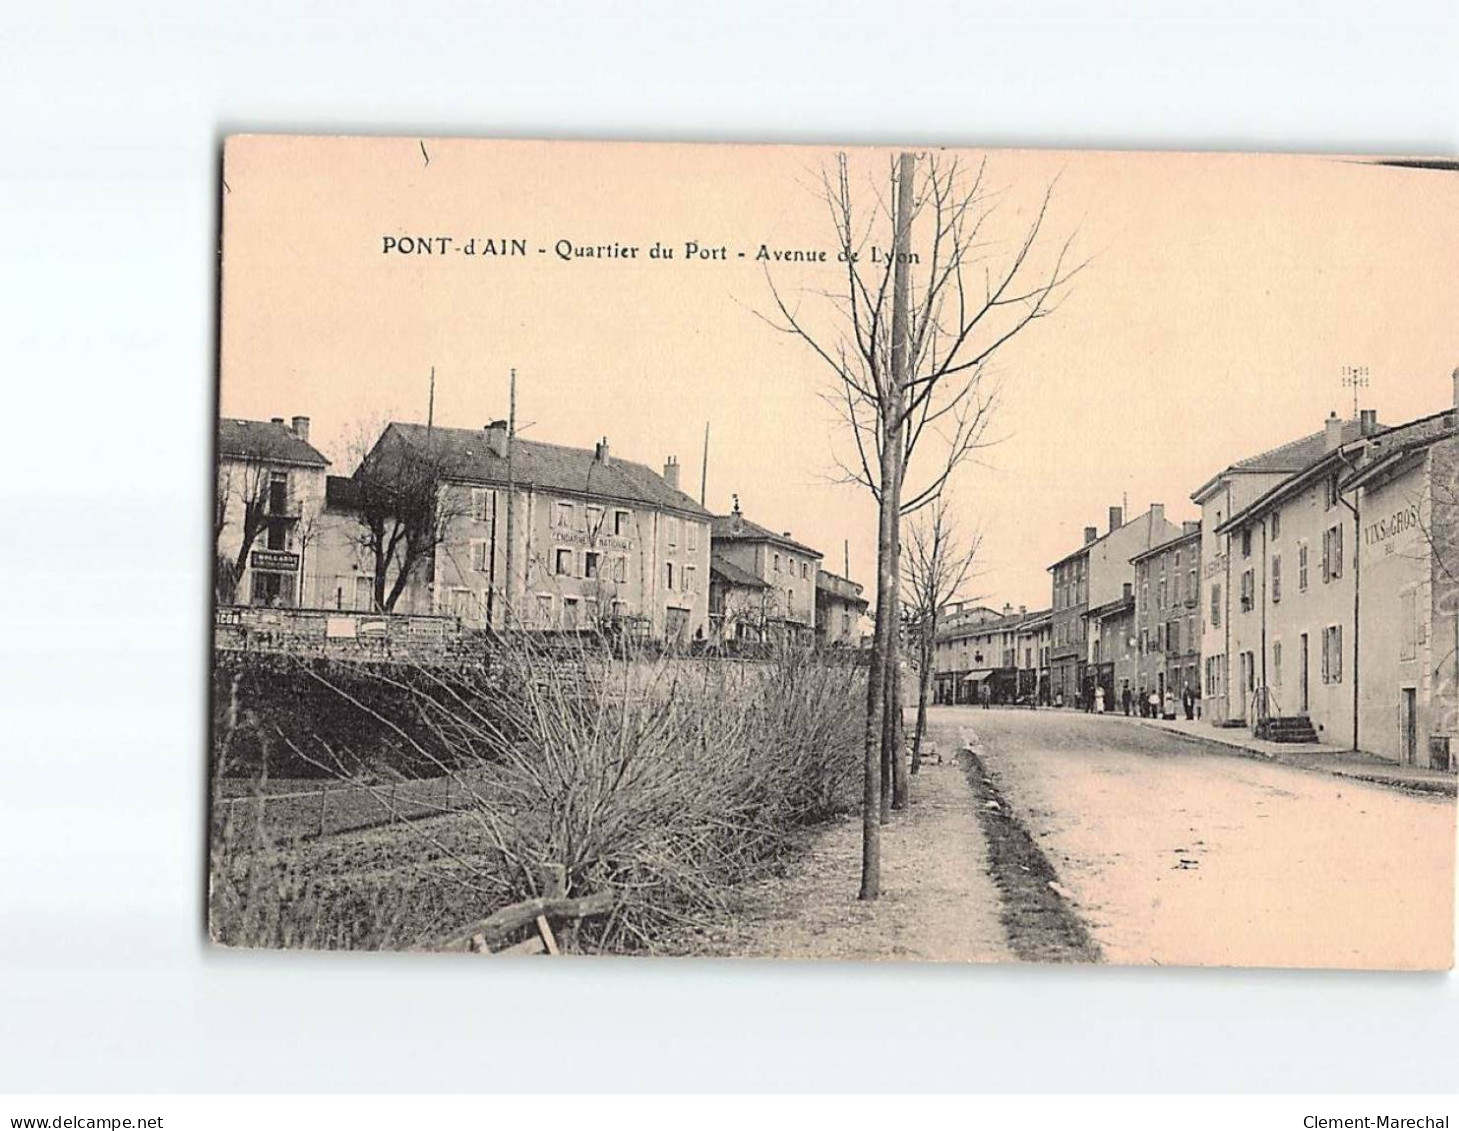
[215,415,868,649]
[934,371,1459,772]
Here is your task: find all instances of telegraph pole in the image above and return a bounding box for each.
[503,368,517,630]
[700,420,710,506]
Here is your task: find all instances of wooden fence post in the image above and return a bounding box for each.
[317,787,327,836]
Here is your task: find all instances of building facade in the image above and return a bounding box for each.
[216,416,330,609]
[1345,425,1459,768]
[814,569,868,648]
[1014,608,1053,703]
[934,603,1033,705]
[1131,523,1202,714]
[1088,586,1136,711]
[1049,504,1182,707]
[708,501,823,644]
[1213,401,1457,749]
[315,421,712,641]
[1192,413,1372,726]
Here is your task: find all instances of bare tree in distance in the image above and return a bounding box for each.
[215,450,275,604]
[763,150,1084,899]
[353,425,471,614]
[903,502,983,775]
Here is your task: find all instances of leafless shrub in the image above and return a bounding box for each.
[208,633,865,954]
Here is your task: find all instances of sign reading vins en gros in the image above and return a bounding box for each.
[1364,503,1420,554]
[250,550,300,571]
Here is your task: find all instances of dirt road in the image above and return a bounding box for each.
[937,706,1456,970]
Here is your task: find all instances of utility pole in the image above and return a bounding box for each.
[503,368,517,630]
[700,420,710,506]
[427,365,435,433]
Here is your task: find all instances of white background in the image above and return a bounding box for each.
[2,0,1456,1094]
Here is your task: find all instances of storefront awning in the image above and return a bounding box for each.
[962,670,995,683]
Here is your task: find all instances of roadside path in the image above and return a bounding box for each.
[706,750,1012,962]
[1126,712,1457,796]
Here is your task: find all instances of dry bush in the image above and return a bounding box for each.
[208,633,866,954]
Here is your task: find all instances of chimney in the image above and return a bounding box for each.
[1183,520,1200,536]
[1122,581,1132,601]
[1108,505,1123,532]
[1084,526,1098,545]
[290,415,310,442]
[1359,408,1377,437]
[594,437,612,467]
[484,419,508,459]
[1019,605,1027,616]
[1325,410,1344,451]
[271,417,285,426]
[1452,366,1459,411]
[730,493,744,534]
[663,455,680,490]
[1002,602,1013,618]
[1150,503,1165,526]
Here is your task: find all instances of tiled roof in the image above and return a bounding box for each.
[710,513,823,558]
[709,552,767,590]
[218,418,329,467]
[1216,410,1454,535]
[1130,523,1202,563]
[372,423,710,518]
[1190,418,1376,501]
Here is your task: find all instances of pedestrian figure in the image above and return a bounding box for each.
[1182,684,1196,720]
[1122,685,1132,716]
[1148,689,1160,718]
[1094,685,1105,714]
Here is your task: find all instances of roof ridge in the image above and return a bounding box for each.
[1231,427,1325,469]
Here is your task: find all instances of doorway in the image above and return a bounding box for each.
[1401,688,1418,766]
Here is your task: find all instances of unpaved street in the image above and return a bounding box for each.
[933,706,1457,970]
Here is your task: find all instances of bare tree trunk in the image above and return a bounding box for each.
[859,440,897,899]
[912,626,932,773]
[887,150,914,814]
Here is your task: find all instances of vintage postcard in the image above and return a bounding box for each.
[211,135,1457,968]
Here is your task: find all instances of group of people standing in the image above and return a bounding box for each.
[1085,681,1199,721]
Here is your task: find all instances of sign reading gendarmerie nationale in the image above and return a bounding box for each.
[250,550,300,571]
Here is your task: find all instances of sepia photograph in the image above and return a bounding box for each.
[210,135,1457,970]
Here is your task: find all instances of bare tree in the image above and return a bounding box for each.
[764,150,1082,898]
[902,502,982,774]
[215,453,274,604]
[354,426,470,614]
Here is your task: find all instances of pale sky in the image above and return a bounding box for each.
[220,137,1459,609]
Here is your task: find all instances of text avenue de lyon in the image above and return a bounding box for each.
[379,234,918,264]
[1305,1116,1450,1128]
